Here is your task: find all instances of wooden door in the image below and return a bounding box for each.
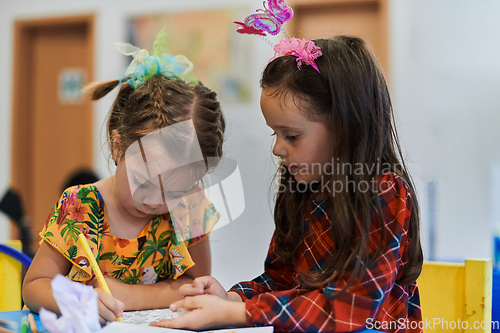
[289,0,389,75]
[11,15,94,251]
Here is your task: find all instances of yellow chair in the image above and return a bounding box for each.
[417,258,492,333]
[0,240,24,311]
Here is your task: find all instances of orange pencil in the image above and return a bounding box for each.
[78,233,123,322]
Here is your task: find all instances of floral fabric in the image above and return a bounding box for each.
[40,184,219,284]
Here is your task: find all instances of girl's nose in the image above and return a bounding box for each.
[272,138,287,158]
[144,203,162,211]
[142,193,163,207]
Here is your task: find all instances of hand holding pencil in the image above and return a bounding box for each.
[78,233,125,323]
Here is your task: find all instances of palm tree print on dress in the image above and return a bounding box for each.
[39,184,220,283]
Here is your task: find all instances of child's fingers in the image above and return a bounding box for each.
[97,300,120,322]
[151,295,233,330]
[149,311,197,330]
[169,301,179,311]
[171,297,190,311]
[150,317,185,329]
[95,288,125,319]
[171,296,200,311]
[115,299,125,316]
[150,318,176,328]
[179,276,223,297]
[190,277,211,291]
[96,288,125,314]
[179,283,203,296]
[191,276,227,299]
[99,315,108,326]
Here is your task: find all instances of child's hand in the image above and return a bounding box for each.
[179,276,227,300]
[87,276,125,324]
[94,287,125,324]
[149,295,246,330]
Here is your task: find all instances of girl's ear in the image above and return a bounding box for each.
[111,129,123,164]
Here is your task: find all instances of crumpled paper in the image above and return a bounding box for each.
[39,274,101,333]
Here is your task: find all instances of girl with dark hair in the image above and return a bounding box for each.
[22,30,225,325]
[152,36,423,333]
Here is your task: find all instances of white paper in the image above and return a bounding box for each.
[122,308,181,326]
[39,274,101,333]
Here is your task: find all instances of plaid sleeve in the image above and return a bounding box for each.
[231,174,414,332]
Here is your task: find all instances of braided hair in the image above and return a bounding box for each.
[88,76,225,170]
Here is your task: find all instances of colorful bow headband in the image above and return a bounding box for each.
[273,37,322,73]
[115,28,198,88]
[234,0,322,74]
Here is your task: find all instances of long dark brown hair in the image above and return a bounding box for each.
[87,75,225,170]
[262,36,422,289]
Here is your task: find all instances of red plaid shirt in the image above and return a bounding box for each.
[230,173,422,332]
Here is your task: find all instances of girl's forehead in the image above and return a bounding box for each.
[261,87,328,126]
[261,86,294,101]
[261,87,311,111]
[125,119,205,178]
[261,89,311,122]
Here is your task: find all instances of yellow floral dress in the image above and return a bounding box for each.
[40,184,219,284]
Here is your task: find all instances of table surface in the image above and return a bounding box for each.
[0,310,45,333]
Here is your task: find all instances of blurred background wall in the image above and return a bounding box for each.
[0,0,499,289]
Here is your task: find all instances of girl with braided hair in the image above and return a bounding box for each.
[23,31,225,325]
